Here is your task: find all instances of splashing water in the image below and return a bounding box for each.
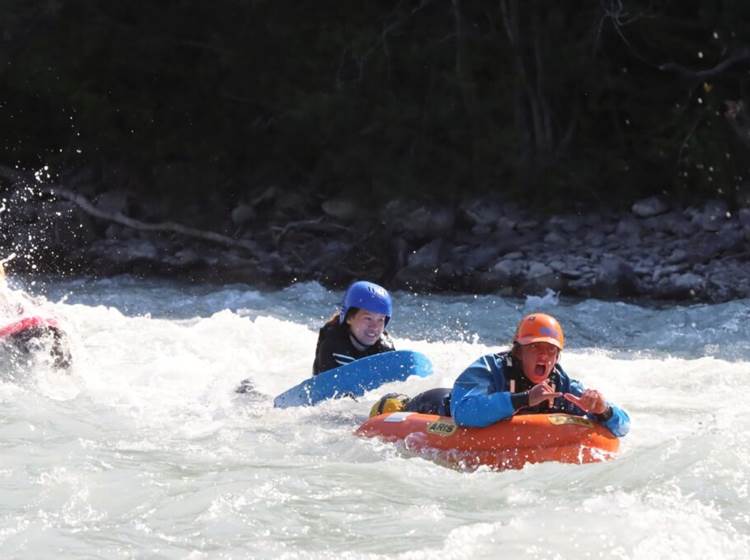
[1,277,749,559]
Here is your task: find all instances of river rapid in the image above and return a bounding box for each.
[1,277,749,559]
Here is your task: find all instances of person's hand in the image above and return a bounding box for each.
[563,389,608,415]
[528,381,561,407]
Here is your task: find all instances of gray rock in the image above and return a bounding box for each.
[396,205,455,238]
[488,229,536,256]
[688,230,744,263]
[463,245,501,270]
[615,217,642,238]
[393,239,446,290]
[651,263,687,282]
[460,198,503,227]
[584,230,605,246]
[555,255,590,279]
[87,238,160,264]
[471,224,492,236]
[527,261,553,279]
[393,263,439,291]
[696,199,730,232]
[559,267,584,279]
[671,272,705,293]
[125,239,160,260]
[407,239,443,269]
[230,203,257,226]
[468,269,516,293]
[516,219,540,231]
[164,249,204,268]
[548,260,567,272]
[447,244,469,266]
[547,214,584,234]
[520,263,563,293]
[666,248,688,264]
[492,258,525,279]
[495,216,517,233]
[593,255,637,297]
[656,211,695,237]
[300,240,353,273]
[321,198,359,221]
[632,196,669,218]
[543,231,566,245]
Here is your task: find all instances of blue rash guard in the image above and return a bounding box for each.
[450,352,630,437]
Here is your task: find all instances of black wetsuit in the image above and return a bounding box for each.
[312,320,395,375]
[404,387,452,416]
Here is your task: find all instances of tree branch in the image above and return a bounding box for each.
[0,165,264,258]
[659,47,750,81]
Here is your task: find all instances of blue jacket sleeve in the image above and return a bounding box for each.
[599,405,630,437]
[450,355,515,428]
[565,378,631,437]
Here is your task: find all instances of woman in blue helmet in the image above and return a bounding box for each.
[320,281,452,413]
[312,281,396,375]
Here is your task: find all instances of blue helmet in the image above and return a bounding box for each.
[339,281,392,325]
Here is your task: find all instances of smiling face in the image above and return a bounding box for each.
[518,341,560,384]
[346,308,386,347]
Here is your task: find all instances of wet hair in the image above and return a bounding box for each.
[324,307,360,327]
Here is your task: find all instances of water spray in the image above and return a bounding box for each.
[1,253,17,266]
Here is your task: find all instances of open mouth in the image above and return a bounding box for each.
[534,363,546,376]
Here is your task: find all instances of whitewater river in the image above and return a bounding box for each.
[1,276,749,559]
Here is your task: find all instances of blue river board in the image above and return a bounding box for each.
[273,350,433,408]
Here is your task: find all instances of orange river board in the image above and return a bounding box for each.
[355,412,620,470]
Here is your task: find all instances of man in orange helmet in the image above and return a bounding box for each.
[450,313,630,437]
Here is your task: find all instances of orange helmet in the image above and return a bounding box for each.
[513,313,564,350]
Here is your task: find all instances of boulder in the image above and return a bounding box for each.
[615,217,642,239]
[460,198,503,227]
[403,205,455,238]
[592,255,637,297]
[463,245,501,271]
[407,239,443,270]
[321,197,360,222]
[230,203,257,226]
[632,196,669,218]
[696,199,729,232]
[491,258,525,282]
[547,214,584,234]
[661,272,705,299]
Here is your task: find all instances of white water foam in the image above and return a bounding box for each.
[1,278,748,559]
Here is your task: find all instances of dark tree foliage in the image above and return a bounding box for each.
[2,0,750,211]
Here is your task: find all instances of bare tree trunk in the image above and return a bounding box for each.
[499,0,558,176]
[500,0,534,166]
[453,0,483,173]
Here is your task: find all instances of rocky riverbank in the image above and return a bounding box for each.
[1,174,749,303]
